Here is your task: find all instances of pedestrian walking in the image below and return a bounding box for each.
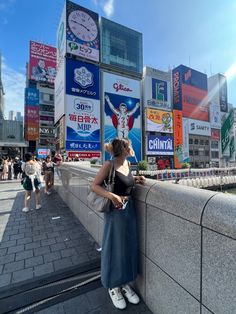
[7,158,13,180]
[21,152,42,212]
[2,159,8,180]
[91,138,145,310]
[42,155,55,195]
[0,158,4,180]
[13,157,22,179]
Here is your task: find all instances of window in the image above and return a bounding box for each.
[194,150,199,155]
[189,138,193,144]
[49,94,54,102]
[194,139,199,145]
[200,140,204,145]
[211,141,219,149]
[205,140,209,145]
[205,150,209,156]
[211,151,219,158]
[189,150,193,156]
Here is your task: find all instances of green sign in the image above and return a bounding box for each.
[221,109,234,153]
[229,136,235,157]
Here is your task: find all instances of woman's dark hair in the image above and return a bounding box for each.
[24,152,33,162]
[45,155,51,161]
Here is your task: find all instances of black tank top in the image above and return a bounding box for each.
[113,169,134,196]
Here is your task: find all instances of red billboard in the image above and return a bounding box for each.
[67,152,101,159]
[29,41,57,84]
[182,84,209,121]
[211,129,220,140]
[25,123,39,141]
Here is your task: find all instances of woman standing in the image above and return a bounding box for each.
[91,138,145,310]
[42,155,55,195]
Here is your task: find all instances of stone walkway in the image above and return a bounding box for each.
[0,180,100,290]
[0,180,152,313]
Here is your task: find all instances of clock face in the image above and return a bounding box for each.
[68,10,98,42]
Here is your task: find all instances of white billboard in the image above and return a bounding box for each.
[54,59,65,124]
[143,74,172,111]
[183,118,189,162]
[209,101,221,129]
[57,2,66,69]
[188,119,211,136]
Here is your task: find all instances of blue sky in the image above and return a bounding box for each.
[1,0,236,117]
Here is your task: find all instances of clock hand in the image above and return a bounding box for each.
[70,20,90,32]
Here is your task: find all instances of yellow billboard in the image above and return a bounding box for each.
[146,109,173,133]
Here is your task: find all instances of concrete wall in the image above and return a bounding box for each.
[54,163,236,314]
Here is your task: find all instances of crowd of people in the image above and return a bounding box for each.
[0,157,23,180]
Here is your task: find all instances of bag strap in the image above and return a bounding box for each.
[107,160,115,185]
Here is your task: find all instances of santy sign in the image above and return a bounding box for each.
[188,119,211,136]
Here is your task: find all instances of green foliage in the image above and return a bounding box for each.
[90,159,97,165]
[181,162,190,169]
[137,160,148,171]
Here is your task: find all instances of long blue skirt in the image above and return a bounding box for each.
[101,199,138,289]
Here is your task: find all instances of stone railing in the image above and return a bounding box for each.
[54,163,236,314]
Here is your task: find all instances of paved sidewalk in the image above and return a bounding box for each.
[0,180,100,290]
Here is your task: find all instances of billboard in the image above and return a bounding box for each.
[146,109,173,133]
[219,74,228,112]
[25,88,39,106]
[25,106,39,124]
[54,59,65,123]
[209,101,221,129]
[57,2,66,68]
[188,119,211,136]
[66,59,99,99]
[37,148,51,159]
[211,129,220,140]
[172,69,182,110]
[173,110,183,168]
[221,109,234,153]
[25,123,39,141]
[29,41,57,84]
[103,72,141,162]
[182,84,209,121]
[144,76,171,111]
[66,95,100,151]
[147,135,173,155]
[67,151,100,159]
[66,1,99,62]
[182,118,189,162]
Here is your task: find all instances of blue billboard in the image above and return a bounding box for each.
[174,64,207,91]
[25,88,39,106]
[66,140,100,151]
[147,135,174,155]
[152,79,168,102]
[66,59,99,99]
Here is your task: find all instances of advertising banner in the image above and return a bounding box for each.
[59,116,65,149]
[66,95,100,150]
[209,101,221,129]
[146,109,173,133]
[211,129,220,140]
[172,69,182,110]
[219,74,228,112]
[221,109,234,153]
[182,84,209,121]
[188,119,211,136]
[25,106,39,124]
[173,110,183,168]
[55,59,65,123]
[25,88,39,106]
[103,72,141,162]
[229,136,235,158]
[39,127,54,135]
[183,118,189,162]
[29,41,57,84]
[57,2,66,68]
[25,123,39,141]
[66,59,99,99]
[145,77,171,111]
[180,65,207,91]
[147,135,173,155]
[37,148,51,159]
[68,151,100,159]
[66,1,99,62]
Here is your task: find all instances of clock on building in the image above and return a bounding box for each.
[68,10,98,42]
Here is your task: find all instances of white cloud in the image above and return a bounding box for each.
[103,0,114,18]
[1,59,25,118]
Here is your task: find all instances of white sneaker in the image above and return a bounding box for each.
[109,287,126,310]
[121,284,140,304]
[22,207,29,212]
[46,191,51,195]
[36,205,42,210]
